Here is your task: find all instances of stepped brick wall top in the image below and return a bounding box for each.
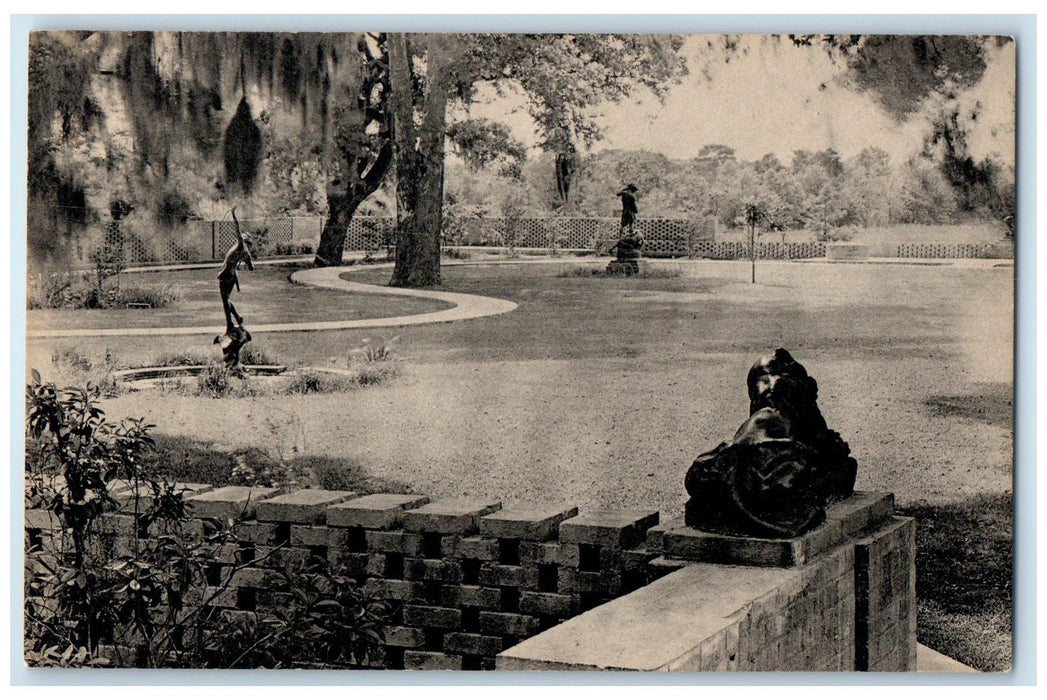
[25,485,664,671]
[25,486,914,672]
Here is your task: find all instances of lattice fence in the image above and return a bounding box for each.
[89,215,1005,266]
[896,242,998,259]
[94,218,319,265]
[688,241,827,260]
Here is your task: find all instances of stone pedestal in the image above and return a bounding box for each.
[606,259,648,276]
[497,492,916,672]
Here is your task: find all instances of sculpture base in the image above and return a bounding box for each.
[499,491,916,671]
[606,259,648,276]
[653,492,895,568]
[215,326,252,368]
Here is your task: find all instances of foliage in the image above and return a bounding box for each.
[441,246,472,260]
[37,348,121,396]
[556,264,682,279]
[27,271,180,310]
[114,285,182,308]
[272,242,315,256]
[24,379,387,668]
[91,241,126,296]
[351,335,400,364]
[499,193,527,255]
[193,558,388,669]
[147,350,213,367]
[284,371,358,395]
[791,35,992,120]
[195,363,256,399]
[237,344,281,366]
[389,32,688,286]
[447,118,527,174]
[499,144,1010,228]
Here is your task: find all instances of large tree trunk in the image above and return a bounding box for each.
[313,33,393,268]
[314,192,366,267]
[388,33,451,288]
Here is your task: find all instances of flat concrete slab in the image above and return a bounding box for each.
[498,562,790,671]
[480,505,579,541]
[254,489,355,524]
[658,492,894,567]
[402,498,503,534]
[559,510,660,549]
[327,493,432,529]
[185,485,281,520]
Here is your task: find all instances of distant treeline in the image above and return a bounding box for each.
[446,144,1015,233]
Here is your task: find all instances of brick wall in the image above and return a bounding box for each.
[26,485,663,671]
[498,493,917,673]
[25,486,916,672]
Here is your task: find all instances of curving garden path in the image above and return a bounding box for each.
[26,264,518,338]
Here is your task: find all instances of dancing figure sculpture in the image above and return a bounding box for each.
[684,349,858,538]
[214,206,254,368]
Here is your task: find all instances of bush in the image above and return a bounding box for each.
[24,379,388,668]
[237,345,281,366]
[442,246,472,260]
[40,348,120,395]
[147,350,213,368]
[27,272,180,310]
[195,363,256,399]
[113,285,181,308]
[555,264,683,279]
[353,363,400,387]
[285,371,357,395]
[272,242,314,256]
[27,272,75,309]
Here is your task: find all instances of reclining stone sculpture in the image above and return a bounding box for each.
[684,348,858,538]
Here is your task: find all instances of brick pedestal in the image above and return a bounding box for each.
[498,492,916,672]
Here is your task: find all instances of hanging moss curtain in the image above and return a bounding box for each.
[223,96,263,195]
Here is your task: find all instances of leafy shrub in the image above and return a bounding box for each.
[442,246,472,260]
[27,272,75,309]
[148,350,213,368]
[237,344,281,366]
[555,264,682,279]
[228,451,308,489]
[285,371,357,395]
[353,363,400,386]
[113,285,181,308]
[350,335,399,364]
[195,363,255,399]
[272,242,314,256]
[24,379,387,668]
[308,456,412,494]
[27,272,180,310]
[41,348,120,395]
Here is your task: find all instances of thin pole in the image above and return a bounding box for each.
[750,221,756,284]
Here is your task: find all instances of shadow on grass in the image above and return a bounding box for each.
[141,433,413,495]
[897,493,1012,671]
[924,385,1014,429]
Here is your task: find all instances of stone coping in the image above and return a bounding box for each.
[650,492,894,568]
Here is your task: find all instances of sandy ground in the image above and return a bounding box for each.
[33,259,1013,516]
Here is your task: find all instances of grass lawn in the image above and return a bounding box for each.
[26,262,451,331]
[25,258,1014,670]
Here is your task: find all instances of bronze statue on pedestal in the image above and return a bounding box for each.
[685,349,858,538]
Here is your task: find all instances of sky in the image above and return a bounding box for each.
[461,35,1016,167]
